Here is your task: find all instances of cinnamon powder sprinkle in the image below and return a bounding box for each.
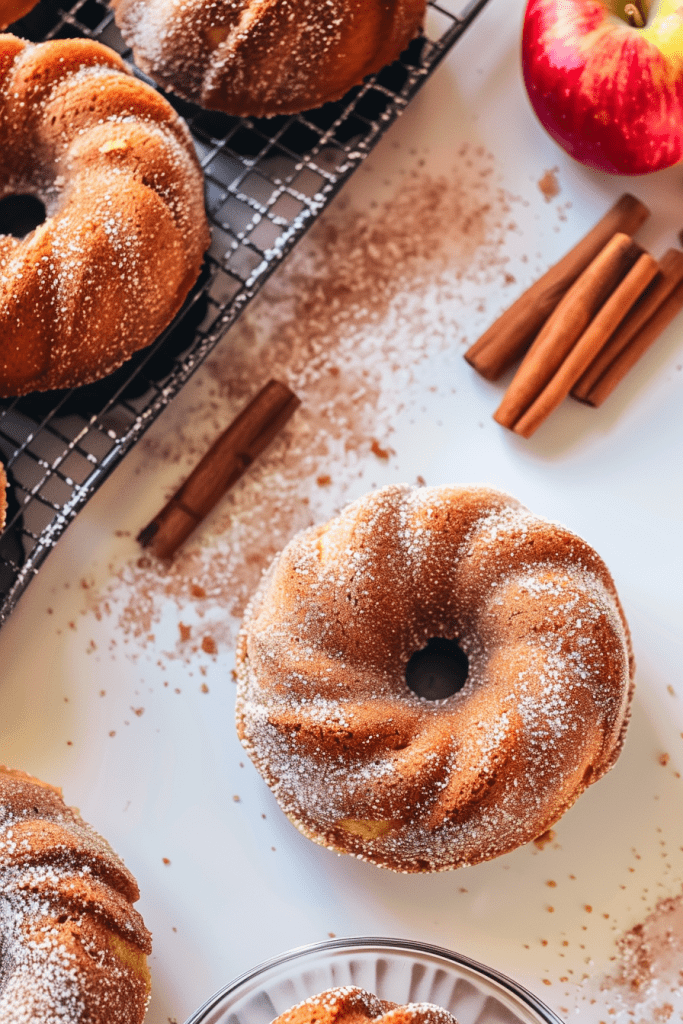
[602,887,683,1017]
[86,151,523,653]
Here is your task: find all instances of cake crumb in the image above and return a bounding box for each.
[538,168,560,201]
[534,829,556,850]
[201,635,217,654]
[370,439,392,460]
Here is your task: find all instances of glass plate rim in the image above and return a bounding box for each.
[183,935,565,1024]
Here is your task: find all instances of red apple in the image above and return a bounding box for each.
[522,0,683,174]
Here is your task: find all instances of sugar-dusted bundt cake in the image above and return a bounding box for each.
[236,484,635,873]
[273,987,459,1024]
[0,35,210,397]
[111,0,427,117]
[0,766,152,1022]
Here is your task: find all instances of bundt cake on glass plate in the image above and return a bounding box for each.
[272,986,459,1024]
[183,937,562,1024]
[236,483,634,873]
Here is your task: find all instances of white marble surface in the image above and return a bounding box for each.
[1,1,683,1022]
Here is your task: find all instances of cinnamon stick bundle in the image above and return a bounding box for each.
[465,193,650,380]
[572,247,683,406]
[512,252,659,437]
[138,380,300,560]
[494,232,644,430]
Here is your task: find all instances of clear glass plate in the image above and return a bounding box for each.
[183,937,564,1024]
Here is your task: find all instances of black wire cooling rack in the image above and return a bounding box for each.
[0,0,491,625]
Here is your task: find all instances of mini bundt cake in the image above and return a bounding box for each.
[236,484,635,873]
[273,987,459,1024]
[0,765,151,1022]
[111,0,427,117]
[0,34,209,397]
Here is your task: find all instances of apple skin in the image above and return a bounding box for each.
[522,0,683,175]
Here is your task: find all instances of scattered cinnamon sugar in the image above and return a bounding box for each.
[84,152,525,655]
[201,635,217,655]
[601,887,683,1019]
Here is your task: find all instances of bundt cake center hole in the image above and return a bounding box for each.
[405,637,468,701]
[0,194,47,238]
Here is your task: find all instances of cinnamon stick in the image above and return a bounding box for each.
[572,247,683,405]
[512,251,659,438]
[574,275,683,408]
[494,232,643,430]
[464,193,650,380]
[138,380,300,560]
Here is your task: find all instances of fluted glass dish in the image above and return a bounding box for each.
[183,937,564,1024]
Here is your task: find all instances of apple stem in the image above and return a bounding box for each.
[624,2,645,26]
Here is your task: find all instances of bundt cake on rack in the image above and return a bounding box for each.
[236,484,635,872]
[0,34,209,396]
[111,0,428,117]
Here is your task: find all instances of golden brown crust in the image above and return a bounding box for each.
[0,765,151,1022]
[111,0,426,117]
[0,34,210,397]
[236,484,635,872]
[0,0,38,31]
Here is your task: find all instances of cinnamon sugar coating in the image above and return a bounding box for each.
[236,484,635,873]
[273,987,459,1024]
[0,35,209,396]
[0,765,151,1022]
[111,0,427,117]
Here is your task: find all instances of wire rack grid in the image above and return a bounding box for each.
[0,0,491,626]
